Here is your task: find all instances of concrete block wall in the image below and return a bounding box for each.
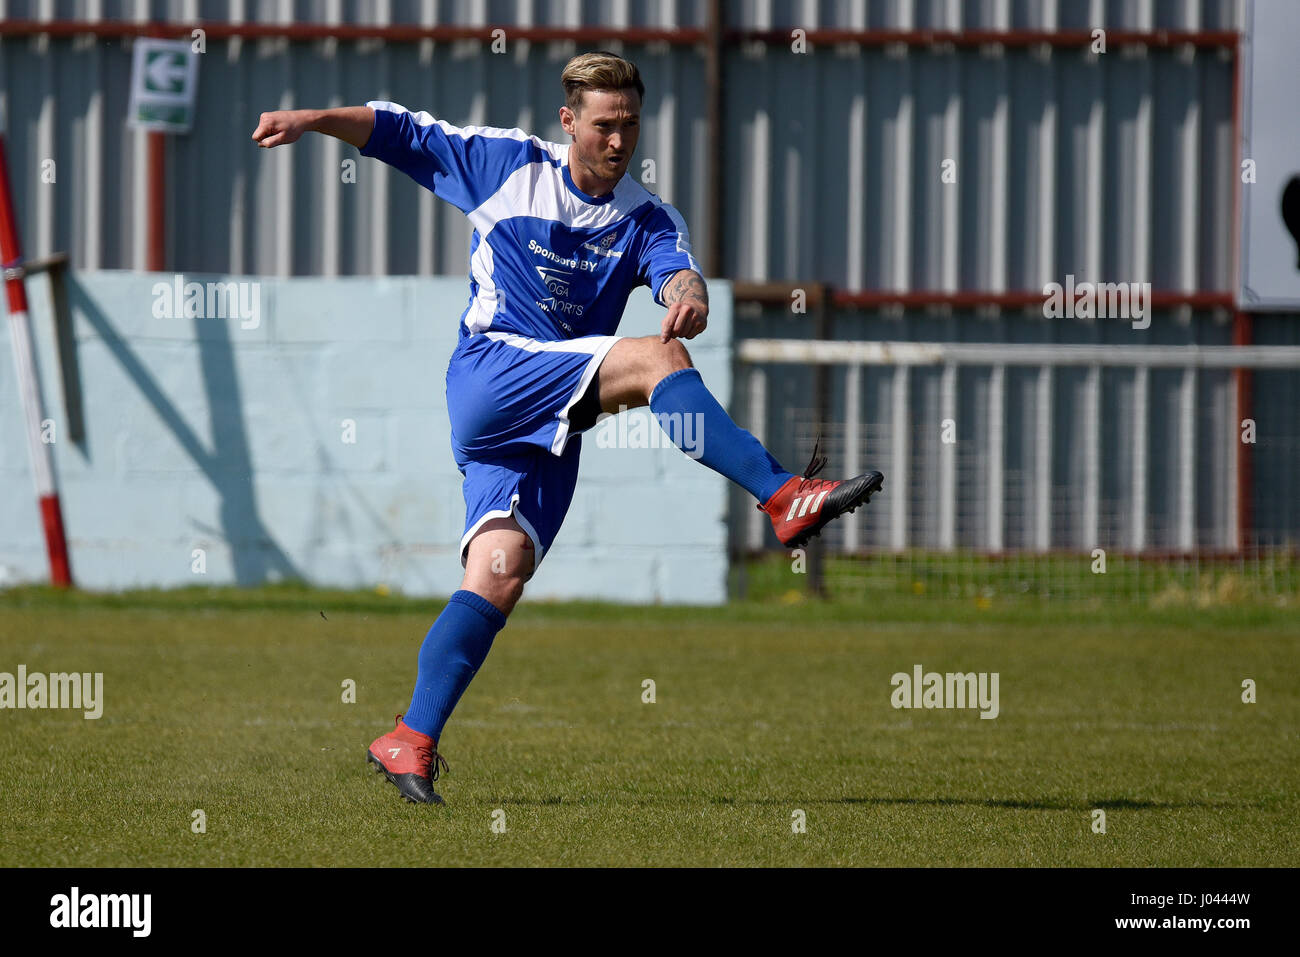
[0,272,732,604]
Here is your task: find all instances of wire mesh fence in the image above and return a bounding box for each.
[733,337,1300,606]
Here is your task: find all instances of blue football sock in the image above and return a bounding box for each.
[649,367,793,502]
[403,589,507,740]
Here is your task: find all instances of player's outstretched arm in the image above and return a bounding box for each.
[659,269,709,343]
[251,107,376,150]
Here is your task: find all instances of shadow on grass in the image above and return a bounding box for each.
[828,796,1256,811]
[483,795,1267,810]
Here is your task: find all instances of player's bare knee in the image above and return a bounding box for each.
[463,565,526,616]
[498,573,527,614]
[462,520,534,615]
[644,337,692,396]
[480,572,526,615]
[663,337,693,372]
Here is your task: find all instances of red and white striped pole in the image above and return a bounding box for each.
[0,133,73,587]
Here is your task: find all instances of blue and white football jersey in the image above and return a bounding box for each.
[360,100,701,341]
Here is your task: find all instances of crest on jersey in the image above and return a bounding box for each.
[582,231,623,259]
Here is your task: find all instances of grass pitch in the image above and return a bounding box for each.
[1,577,1296,867]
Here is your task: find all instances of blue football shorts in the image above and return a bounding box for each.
[445,330,621,574]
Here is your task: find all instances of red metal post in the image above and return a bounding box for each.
[147,131,166,271]
[0,134,73,587]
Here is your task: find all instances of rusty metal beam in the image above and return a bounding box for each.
[0,21,1239,50]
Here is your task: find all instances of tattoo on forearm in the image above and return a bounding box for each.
[663,270,709,309]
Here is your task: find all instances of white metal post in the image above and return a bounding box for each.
[987,364,1005,551]
[891,365,910,551]
[1084,363,1101,548]
[939,362,957,550]
[1179,365,1197,551]
[1132,365,1149,552]
[1227,367,1239,550]
[843,362,862,552]
[1035,365,1053,551]
[748,365,768,552]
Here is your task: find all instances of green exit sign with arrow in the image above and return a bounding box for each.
[128,39,200,133]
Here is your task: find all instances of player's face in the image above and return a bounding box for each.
[562,88,641,186]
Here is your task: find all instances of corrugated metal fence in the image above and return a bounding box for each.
[0,0,1245,288]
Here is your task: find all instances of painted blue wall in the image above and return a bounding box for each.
[0,272,733,604]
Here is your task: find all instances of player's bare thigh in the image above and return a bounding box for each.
[461,516,533,616]
[596,335,693,413]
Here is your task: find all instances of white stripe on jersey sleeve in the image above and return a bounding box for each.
[650,201,703,302]
[367,101,566,161]
[658,203,702,274]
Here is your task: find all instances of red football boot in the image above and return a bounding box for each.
[759,442,884,548]
[367,715,450,805]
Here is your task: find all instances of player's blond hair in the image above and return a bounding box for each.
[561,51,645,113]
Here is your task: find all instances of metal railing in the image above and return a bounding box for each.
[738,339,1300,554]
